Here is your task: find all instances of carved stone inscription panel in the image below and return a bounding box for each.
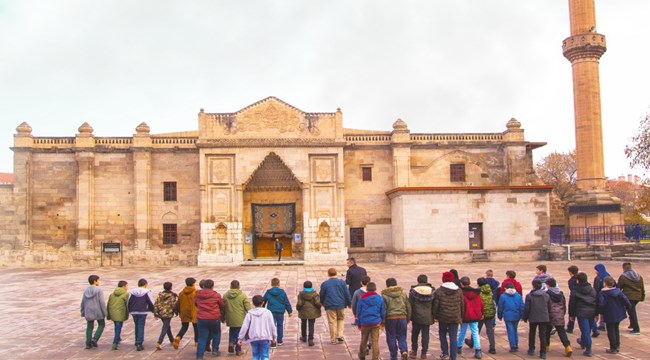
[209,187,231,222]
[314,185,334,218]
[209,157,232,185]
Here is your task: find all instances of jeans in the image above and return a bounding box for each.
[438,322,459,360]
[250,340,270,360]
[158,317,174,345]
[605,322,620,351]
[505,320,519,349]
[545,324,570,347]
[112,321,123,345]
[410,323,430,354]
[577,317,593,350]
[176,321,198,342]
[528,322,548,353]
[197,319,221,358]
[467,317,495,350]
[359,325,380,360]
[629,300,640,332]
[132,314,147,345]
[457,321,480,350]
[85,319,105,346]
[272,313,285,343]
[301,318,315,340]
[229,326,241,351]
[326,309,345,342]
[385,317,408,359]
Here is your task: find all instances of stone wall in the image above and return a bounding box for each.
[0,185,19,249]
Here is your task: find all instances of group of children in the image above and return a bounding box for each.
[79,262,645,360]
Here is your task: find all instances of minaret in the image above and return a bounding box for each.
[562,0,621,226]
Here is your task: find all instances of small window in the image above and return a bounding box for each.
[164,182,177,201]
[362,167,372,181]
[350,227,365,248]
[163,224,178,244]
[450,164,466,182]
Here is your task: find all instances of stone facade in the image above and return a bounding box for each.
[0,97,551,266]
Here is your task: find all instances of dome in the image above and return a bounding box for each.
[16,122,32,134]
[506,118,521,129]
[135,122,151,134]
[392,118,408,131]
[78,122,94,134]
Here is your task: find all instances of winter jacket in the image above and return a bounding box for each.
[351,287,366,316]
[523,289,551,323]
[263,287,293,315]
[408,283,435,325]
[346,264,367,295]
[154,290,178,319]
[461,287,483,322]
[593,264,611,294]
[176,285,197,323]
[500,278,523,296]
[107,286,128,322]
[547,287,567,326]
[485,277,500,303]
[432,282,464,324]
[382,286,411,319]
[223,288,251,327]
[238,307,277,343]
[296,289,322,319]
[598,287,631,323]
[568,275,578,292]
[195,289,225,320]
[479,284,496,319]
[320,277,351,310]
[533,273,554,290]
[128,287,155,315]
[497,288,524,322]
[617,270,645,302]
[569,282,597,318]
[357,291,386,327]
[80,285,107,321]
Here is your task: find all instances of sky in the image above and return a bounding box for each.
[1,1,649,179]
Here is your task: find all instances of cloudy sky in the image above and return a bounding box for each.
[1,1,649,179]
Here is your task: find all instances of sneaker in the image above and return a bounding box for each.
[337,337,345,343]
[308,339,314,347]
[540,352,547,359]
[211,350,221,357]
[277,341,283,346]
[173,336,181,349]
[420,354,427,360]
[592,331,600,338]
[271,341,277,348]
[156,343,162,350]
[550,328,557,335]
[630,330,641,335]
[85,344,92,350]
[330,340,338,345]
[91,339,98,348]
[112,344,119,350]
[439,355,449,360]
[605,349,619,354]
[488,348,496,354]
[300,336,307,343]
[473,349,482,359]
[509,348,517,353]
[228,343,235,353]
[136,344,144,351]
[409,350,418,359]
[401,352,409,360]
[582,349,592,357]
[565,345,573,357]
[528,349,536,356]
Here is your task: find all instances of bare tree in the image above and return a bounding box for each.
[625,108,650,173]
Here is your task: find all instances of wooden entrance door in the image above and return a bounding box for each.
[254,235,292,258]
[469,223,483,250]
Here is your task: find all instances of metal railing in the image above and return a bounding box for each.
[550,224,650,245]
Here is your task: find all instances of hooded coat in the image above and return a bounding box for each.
[593,264,611,293]
[128,287,155,315]
[569,282,597,318]
[479,283,496,319]
[500,278,523,296]
[598,287,631,323]
[357,291,385,327]
[195,289,225,320]
[523,289,551,323]
[154,290,178,319]
[461,287,483,322]
[238,307,277,343]
[617,270,645,302]
[296,290,321,319]
[497,288,524,322]
[177,285,197,323]
[432,283,464,324]
[408,283,435,325]
[263,287,293,315]
[381,286,411,319]
[223,288,251,327]
[80,285,107,321]
[107,286,129,322]
[546,287,567,326]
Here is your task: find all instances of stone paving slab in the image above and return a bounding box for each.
[0,260,649,359]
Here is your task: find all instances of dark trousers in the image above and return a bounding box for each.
[438,322,459,360]
[545,324,571,347]
[410,323,430,354]
[628,300,640,332]
[157,317,174,344]
[385,318,408,359]
[273,313,285,343]
[301,318,315,340]
[112,321,123,345]
[132,314,147,346]
[229,327,241,351]
[606,322,621,351]
[176,321,198,342]
[567,316,575,332]
[528,322,548,353]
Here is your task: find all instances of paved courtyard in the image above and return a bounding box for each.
[0,260,648,359]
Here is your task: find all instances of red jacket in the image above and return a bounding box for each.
[462,287,484,322]
[195,289,225,320]
[500,278,523,297]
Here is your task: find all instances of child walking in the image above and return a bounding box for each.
[224,280,252,355]
[523,279,551,359]
[238,295,277,360]
[382,277,411,360]
[599,276,631,354]
[457,276,483,359]
[357,282,385,360]
[80,274,107,349]
[569,272,597,356]
[497,282,524,352]
[296,280,321,347]
[106,280,128,350]
[174,277,198,349]
[154,281,178,350]
[545,278,572,357]
[262,278,293,347]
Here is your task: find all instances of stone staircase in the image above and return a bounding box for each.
[612,243,650,262]
[471,250,489,262]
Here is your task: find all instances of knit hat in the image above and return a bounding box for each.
[442,272,455,283]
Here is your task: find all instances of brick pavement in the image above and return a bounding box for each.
[0,260,648,359]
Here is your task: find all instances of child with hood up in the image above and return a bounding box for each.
[544,278,572,357]
[238,295,277,360]
[80,274,107,349]
[107,280,128,350]
[593,263,612,331]
[497,282,524,352]
[296,280,321,347]
[599,276,631,354]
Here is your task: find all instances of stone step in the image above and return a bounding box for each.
[241,260,305,266]
[612,257,650,262]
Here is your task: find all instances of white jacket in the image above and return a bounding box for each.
[238,307,277,343]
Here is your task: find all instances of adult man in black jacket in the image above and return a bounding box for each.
[346,257,367,297]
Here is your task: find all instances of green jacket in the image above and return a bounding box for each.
[107,287,129,322]
[223,289,251,327]
[381,286,411,319]
[479,284,496,318]
[297,290,322,319]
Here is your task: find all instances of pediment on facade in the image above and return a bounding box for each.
[244,152,302,192]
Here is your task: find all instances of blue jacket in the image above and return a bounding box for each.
[356,291,385,327]
[497,289,524,322]
[263,287,293,315]
[598,287,631,323]
[320,277,351,310]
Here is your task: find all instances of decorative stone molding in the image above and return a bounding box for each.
[562,33,606,62]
